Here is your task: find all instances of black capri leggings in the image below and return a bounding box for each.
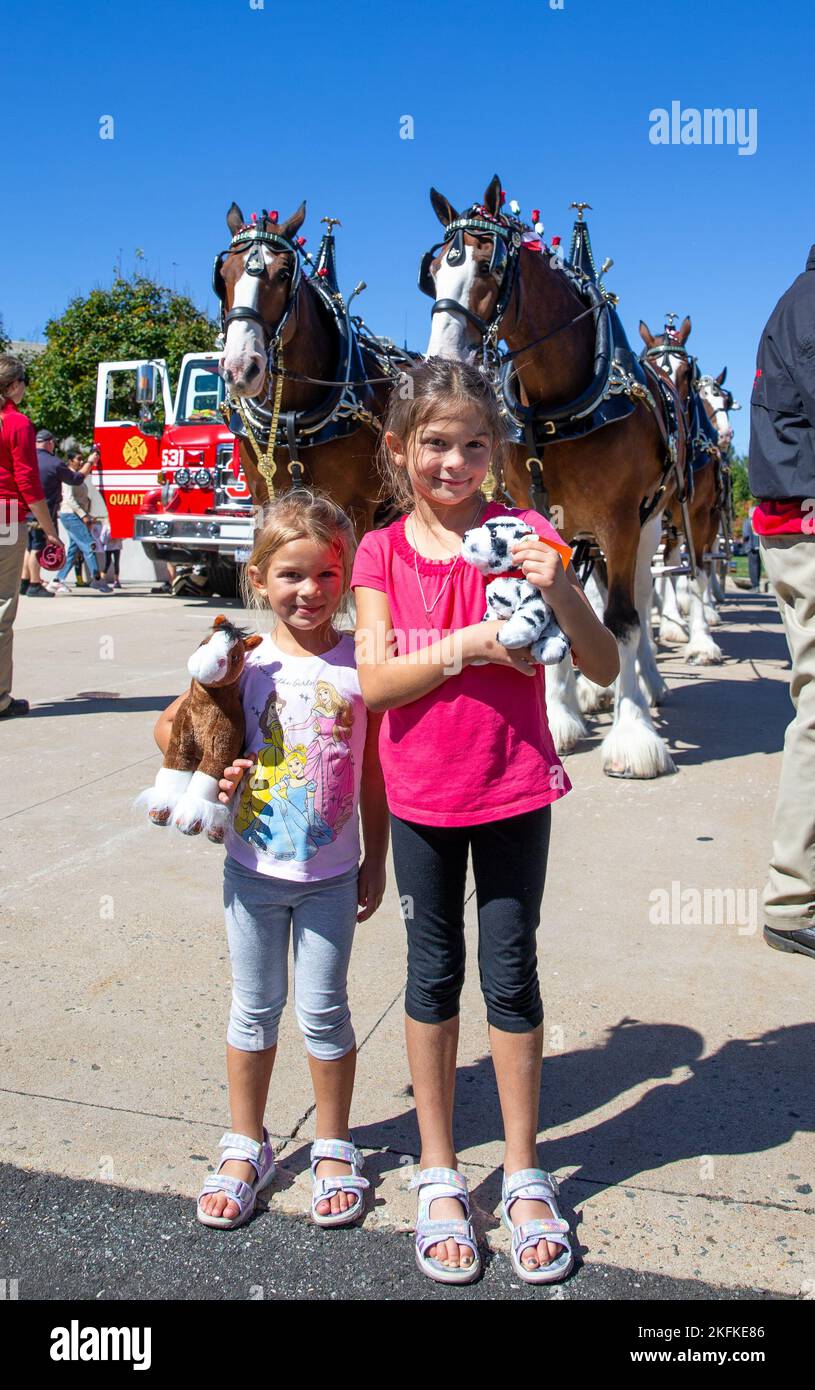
[390,806,552,1033]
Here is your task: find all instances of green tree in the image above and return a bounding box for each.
[0,314,10,352]
[730,453,751,504]
[728,452,754,527]
[22,273,217,442]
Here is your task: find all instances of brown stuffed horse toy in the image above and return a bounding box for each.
[139,616,262,842]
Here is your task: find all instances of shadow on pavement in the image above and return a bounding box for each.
[706,624,789,666]
[663,673,789,766]
[28,694,178,718]
[346,1019,813,1229]
[538,1022,814,1198]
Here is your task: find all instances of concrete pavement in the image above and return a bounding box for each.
[1,582,812,1298]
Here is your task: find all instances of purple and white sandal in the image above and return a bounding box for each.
[500,1168,573,1284]
[309,1138,370,1227]
[410,1167,481,1284]
[196,1127,276,1230]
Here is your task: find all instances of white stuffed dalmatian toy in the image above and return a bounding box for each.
[461,517,570,665]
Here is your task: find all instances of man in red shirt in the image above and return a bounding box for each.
[748,248,815,959]
[0,355,61,719]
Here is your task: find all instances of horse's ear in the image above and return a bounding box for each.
[226,203,244,236]
[715,366,727,385]
[279,201,306,242]
[430,187,458,228]
[639,320,655,348]
[677,315,692,344]
[483,175,502,217]
[244,634,264,650]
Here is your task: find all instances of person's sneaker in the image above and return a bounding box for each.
[75,574,88,587]
[90,577,112,592]
[25,584,53,597]
[19,579,30,596]
[150,581,172,594]
[112,578,122,589]
[0,697,30,720]
[46,581,71,595]
[764,924,815,960]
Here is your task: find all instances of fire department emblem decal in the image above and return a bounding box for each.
[123,435,148,468]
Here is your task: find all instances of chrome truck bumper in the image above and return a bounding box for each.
[134,512,255,564]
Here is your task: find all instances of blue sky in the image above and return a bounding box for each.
[4,0,814,454]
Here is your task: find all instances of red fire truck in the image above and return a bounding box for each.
[92,352,253,594]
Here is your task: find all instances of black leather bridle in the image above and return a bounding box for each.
[642,335,692,375]
[212,225,304,342]
[699,376,735,414]
[418,210,523,339]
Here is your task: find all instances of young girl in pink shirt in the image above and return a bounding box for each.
[352,358,618,1285]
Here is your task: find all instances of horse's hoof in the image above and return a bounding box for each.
[686,646,723,666]
[207,826,225,844]
[604,762,663,779]
[658,620,689,645]
[548,709,588,755]
[148,808,172,826]
[601,720,677,779]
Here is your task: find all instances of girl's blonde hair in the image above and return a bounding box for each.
[377,356,511,512]
[241,489,357,615]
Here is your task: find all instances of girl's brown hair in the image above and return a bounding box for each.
[0,355,26,402]
[240,489,357,615]
[377,356,510,512]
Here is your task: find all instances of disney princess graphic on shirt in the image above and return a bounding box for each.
[236,679,356,862]
[242,743,334,862]
[234,691,288,837]
[285,679,356,835]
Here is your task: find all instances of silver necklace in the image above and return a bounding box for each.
[409,494,486,616]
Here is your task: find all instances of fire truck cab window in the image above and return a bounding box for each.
[103,369,165,427]
[178,364,224,423]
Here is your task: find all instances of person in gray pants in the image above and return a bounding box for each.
[749,245,815,959]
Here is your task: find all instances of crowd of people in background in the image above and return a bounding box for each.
[11,419,122,598]
[0,352,122,719]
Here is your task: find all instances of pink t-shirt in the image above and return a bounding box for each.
[351,501,572,827]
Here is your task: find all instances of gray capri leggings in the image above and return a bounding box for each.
[223,855,359,1060]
